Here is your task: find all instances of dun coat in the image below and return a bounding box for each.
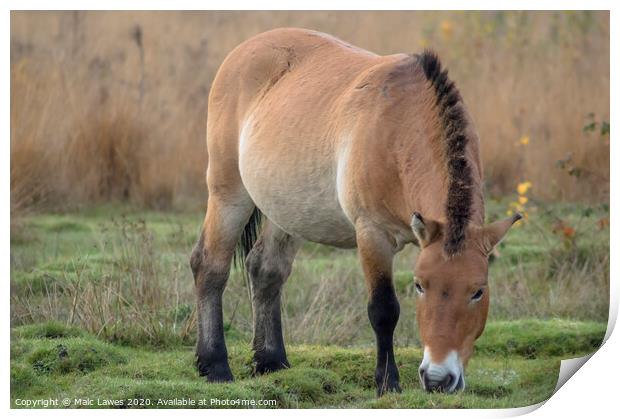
[190,28,519,395]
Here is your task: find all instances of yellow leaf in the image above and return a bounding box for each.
[440,20,454,39]
[518,196,528,205]
[519,135,530,145]
[517,181,532,195]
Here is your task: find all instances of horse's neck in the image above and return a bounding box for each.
[394,136,484,227]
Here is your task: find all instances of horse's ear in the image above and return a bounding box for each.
[410,212,441,248]
[482,213,522,254]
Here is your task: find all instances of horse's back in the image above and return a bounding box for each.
[208,27,378,121]
[206,29,361,190]
[206,28,408,247]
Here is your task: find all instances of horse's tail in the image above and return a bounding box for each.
[233,206,263,271]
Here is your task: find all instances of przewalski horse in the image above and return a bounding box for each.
[190,28,520,396]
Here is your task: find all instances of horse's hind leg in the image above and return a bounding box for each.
[190,192,255,382]
[245,220,301,374]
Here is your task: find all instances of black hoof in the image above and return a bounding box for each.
[375,368,401,397]
[196,357,234,382]
[253,351,290,375]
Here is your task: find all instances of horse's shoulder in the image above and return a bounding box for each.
[342,54,428,113]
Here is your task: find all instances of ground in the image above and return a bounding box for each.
[10,320,606,408]
[10,200,609,408]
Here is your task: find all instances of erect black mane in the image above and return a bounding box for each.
[417,50,473,256]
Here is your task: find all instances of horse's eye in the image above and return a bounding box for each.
[415,282,424,295]
[471,288,484,301]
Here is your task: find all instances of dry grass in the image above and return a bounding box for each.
[10,11,609,214]
[11,217,194,346]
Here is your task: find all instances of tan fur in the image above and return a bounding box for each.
[197,28,518,391]
[207,28,482,245]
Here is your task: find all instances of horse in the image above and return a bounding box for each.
[190,27,520,396]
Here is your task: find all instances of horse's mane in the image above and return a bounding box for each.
[417,50,473,256]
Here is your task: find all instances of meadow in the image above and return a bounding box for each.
[10,11,610,409]
[10,200,609,408]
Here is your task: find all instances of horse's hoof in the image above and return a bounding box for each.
[375,367,401,397]
[197,359,234,382]
[253,351,290,375]
[254,360,290,375]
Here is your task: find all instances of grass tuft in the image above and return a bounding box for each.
[13,321,86,340]
[476,319,606,358]
[25,337,126,375]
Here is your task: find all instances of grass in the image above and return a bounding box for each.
[10,320,605,408]
[9,201,609,408]
[10,201,610,346]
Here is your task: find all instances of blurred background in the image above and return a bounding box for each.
[11,11,609,214]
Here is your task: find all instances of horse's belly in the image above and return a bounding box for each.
[255,192,356,248]
[239,134,356,248]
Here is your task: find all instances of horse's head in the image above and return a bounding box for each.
[410,212,520,393]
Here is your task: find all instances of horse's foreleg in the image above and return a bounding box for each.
[356,220,401,396]
[190,194,254,382]
[245,221,300,374]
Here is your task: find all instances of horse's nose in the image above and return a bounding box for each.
[419,367,457,393]
[418,349,465,393]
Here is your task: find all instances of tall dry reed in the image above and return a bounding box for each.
[10,11,609,214]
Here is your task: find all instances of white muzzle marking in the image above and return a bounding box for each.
[419,347,465,393]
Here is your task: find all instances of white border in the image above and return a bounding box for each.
[4,2,617,418]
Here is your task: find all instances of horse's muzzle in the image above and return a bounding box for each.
[418,348,465,393]
[419,368,465,393]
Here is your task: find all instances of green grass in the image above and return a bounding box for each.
[10,320,605,408]
[10,201,609,407]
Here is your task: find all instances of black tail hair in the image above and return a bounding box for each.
[233,207,263,270]
[418,49,473,257]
